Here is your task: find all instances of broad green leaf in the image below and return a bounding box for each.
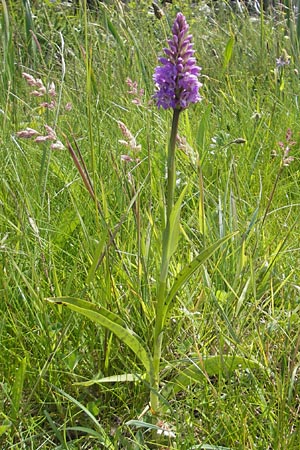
[164,233,237,318]
[46,297,153,374]
[75,373,146,386]
[0,423,11,438]
[48,296,125,326]
[11,357,26,421]
[66,426,108,440]
[162,355,264,400]
[223,34,234,70]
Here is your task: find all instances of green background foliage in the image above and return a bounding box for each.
[1,0,299,448]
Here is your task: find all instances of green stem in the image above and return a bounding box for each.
[151,108,181,414]
[166,110,180,219]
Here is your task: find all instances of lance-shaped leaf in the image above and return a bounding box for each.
[161,354,265,401]
[10,357,27,421]
[164,233,237,319]
[46,297,153,375]
[74,373,146,386]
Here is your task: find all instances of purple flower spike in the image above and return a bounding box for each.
[153,13,202,110]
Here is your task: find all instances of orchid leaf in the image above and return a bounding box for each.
[223,34,234,70]
[46,297,153,374]
[74,373,146,386]
[165,233,237,316]
[162,355,264,400]
[10,357,26,421]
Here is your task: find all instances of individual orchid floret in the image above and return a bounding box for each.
[65,102,72,111]
[153,12,202,110]
[16,128,40,138]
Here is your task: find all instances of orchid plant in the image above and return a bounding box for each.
[44,12,261,441]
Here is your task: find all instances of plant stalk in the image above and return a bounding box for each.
[151,108,181,414]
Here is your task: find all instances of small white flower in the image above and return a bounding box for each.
[157,428,176,438]
[156,420,176,438]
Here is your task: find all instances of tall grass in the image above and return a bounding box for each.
[1,0,300,448]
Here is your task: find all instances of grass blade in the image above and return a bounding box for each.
[50,384,114,449]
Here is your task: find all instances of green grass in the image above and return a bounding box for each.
[1,0,300,448]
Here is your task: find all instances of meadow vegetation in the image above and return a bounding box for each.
[1,0,300,448]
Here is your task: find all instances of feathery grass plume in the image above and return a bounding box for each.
[126,78,144,105]
[16,73,68,149]
[22,72,57,109]
[16,128,39,138]
[117,120,141,153]
[262,128,296,227]
[153,12,202,110]
[278,128,295,167]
